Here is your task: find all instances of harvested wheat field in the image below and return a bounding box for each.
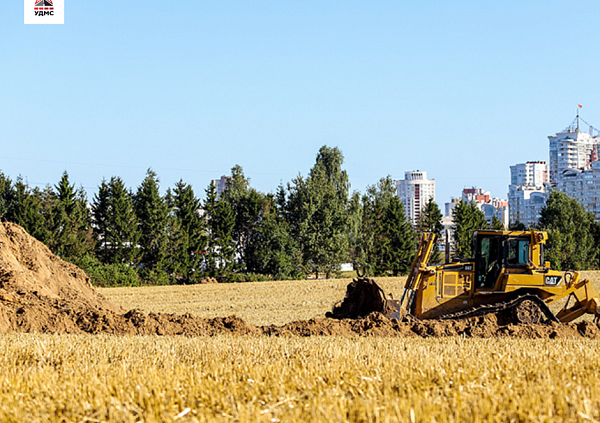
[2,335,600,422]
[2,221,600,421]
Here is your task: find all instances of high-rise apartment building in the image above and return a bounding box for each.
[548,121,600,184]
[556,161,600,220]
[211,175,232,199]
[508,161,548,226]
[547,116,600,221]
[396,170,435,225]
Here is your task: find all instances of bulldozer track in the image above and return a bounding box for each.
[438,294,560,324]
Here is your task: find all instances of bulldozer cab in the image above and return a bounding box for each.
[473,231,538,291]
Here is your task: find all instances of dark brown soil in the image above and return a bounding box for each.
[0,221,599,339]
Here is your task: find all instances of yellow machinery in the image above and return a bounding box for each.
[330,230,600,324]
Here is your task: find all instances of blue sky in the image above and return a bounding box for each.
[2,1,599,210]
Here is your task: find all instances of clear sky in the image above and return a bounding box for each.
[2,1,600,210]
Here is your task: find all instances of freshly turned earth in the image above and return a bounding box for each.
[0,221,599,339]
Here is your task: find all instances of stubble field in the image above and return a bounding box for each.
[1,273,600,422]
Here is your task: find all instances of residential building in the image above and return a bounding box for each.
[396,170,435,225]
[211,175,231,200]
[555,161,600,220]
[508,161,548,226]
[547,116,600,221]
[460,187,508,228]
[548,121,600,185]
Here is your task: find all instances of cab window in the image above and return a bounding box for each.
[476,236,501,289]
[506,238,530,266]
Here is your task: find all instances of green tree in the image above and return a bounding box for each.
[287,146,351,278]
[222,165,265,270]
[491,215,504,230]
[92,179,111,262]
[246,195,300,279]
[384,195,415,275]
[452,200,488,259]
[134,169,169,273]
[538,190,595,270]
[204,181,236,277]
[416,199,444,264]
[357,177,414,276]
[93,177,140,265]
[170,180,207,282]
[0,172,13,218]
[49,171,95,260]
[509,220,528,231]
[5,177,49,243]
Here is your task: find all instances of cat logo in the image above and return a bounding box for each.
[545,275,562,286]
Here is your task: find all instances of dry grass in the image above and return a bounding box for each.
[100,272,600,325]
[1,334,599,422]
[99,277,406,326]
[5,272,599,422]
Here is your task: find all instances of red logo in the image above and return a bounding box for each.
[34,0,54,15]
[34,0,53,10]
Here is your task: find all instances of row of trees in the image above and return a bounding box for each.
[0,147,431,285]
[1,146,596,286]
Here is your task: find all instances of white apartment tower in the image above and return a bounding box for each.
[508,161,548,226]
[397,170,435,225]
[548,119,600,184]
[548,115,600,220]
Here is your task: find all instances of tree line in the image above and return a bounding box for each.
[0,145,595,286]
[0,147,432,286]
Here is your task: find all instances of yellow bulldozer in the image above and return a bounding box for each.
[328,230,600,324]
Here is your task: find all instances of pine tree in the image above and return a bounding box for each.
[0,172,13,218]
[491,215,504,230]
[97,177,140,265]
[222,165,265,270]
[416,199,444,263]
[49,171,95,260]
[134,169,169,273]
[452,200,488,259]
[246,196,300,279]
[171,180,206,282]
[358,176,396,276]
[204,181,236,277]
[385,196,415,275]
[5,177,48,243]
[92,179,111,262]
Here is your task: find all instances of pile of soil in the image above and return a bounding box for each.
[0,221,599,339]
[326,278,390,319]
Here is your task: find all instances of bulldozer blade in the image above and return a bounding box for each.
[385,299,404,320]
[326,277,390,319]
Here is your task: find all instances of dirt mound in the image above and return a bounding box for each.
[326,278,390,319]
[0,221,599,339]
[275,313,596,339]
[0,222,121,333]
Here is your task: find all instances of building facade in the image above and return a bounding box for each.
[508,161,548,226]
[211,175,232,200]
[548,123,600,185]
[396,170,435,225]
[547,118,600,221]
[461,187,508,228]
